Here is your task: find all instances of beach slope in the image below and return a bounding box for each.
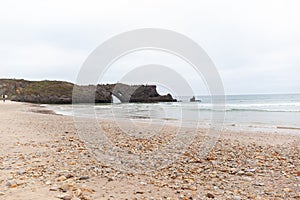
[0,101,299,199]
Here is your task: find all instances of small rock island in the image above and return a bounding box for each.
[0,79,176,104]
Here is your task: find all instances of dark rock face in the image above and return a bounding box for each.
[72,85,112,103]
[73,83,176,103]
[0,79,176,104]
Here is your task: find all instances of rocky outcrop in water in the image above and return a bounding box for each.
[0,79,176,104]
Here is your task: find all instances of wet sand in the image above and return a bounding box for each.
[0,101,299,199]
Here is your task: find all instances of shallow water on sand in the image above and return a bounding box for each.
[47,94,300,134]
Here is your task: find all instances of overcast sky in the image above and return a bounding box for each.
[0,0,299,95]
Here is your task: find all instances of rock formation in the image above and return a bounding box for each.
[0,79,176,104]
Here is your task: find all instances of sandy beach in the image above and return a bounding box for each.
[0,101,299,200]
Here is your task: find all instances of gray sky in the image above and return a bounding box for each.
[0,0,300,95]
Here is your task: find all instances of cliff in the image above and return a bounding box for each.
[0,79,176,104]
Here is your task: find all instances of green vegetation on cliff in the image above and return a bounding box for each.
[21,81,73,96]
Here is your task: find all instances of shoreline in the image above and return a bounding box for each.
[44,102,300,145]
[0,101,299,199]
[44,102,300,136]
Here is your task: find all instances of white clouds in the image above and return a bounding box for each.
[0,0,299,94]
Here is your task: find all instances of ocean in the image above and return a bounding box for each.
[47,93,300,134]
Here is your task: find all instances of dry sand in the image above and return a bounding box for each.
[0,101,299,199]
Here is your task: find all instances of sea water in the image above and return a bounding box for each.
[47,93,300,133]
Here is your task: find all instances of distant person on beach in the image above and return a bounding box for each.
[2,94,6,102]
